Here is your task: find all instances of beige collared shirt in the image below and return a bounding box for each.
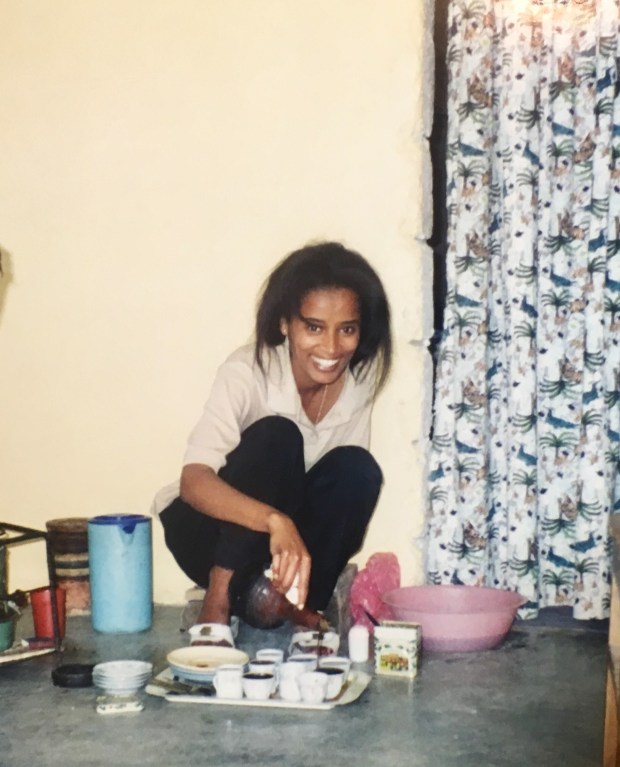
[151,342,375,516]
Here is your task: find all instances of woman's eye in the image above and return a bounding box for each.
[342,325,359,335]
[305,323,321,332]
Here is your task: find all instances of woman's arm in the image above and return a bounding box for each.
[180,463,311,608]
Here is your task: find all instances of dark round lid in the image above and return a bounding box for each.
[52,663,94,688]
[46,518,89,534]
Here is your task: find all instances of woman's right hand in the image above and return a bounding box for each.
[180,465,312,607]
[266,511,311,609]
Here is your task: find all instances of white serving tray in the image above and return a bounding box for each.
[146,667,371,711]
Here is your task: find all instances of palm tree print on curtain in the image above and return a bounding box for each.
[426,0,620,619]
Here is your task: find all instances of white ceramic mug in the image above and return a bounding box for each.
[279,678,301,702]
[317,667,345,700]
[298,671,328,704]
[256,648,284,665]
[213,664,243,700]
[280,660,305,679]
[249,659,279,690]
[287,653,317,673]
[242,671,275,701]
[318,656,352,682]
[278,661,305,702]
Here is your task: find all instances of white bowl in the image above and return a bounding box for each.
[93,670,152,682]
[94,682,149,695]
[93,660,152,677]
[167,646,249,684]
[93,669,151,679]
[92,671,151,679]
[92,660,153,694]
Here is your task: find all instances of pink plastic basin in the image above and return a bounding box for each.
[381,585,526,652]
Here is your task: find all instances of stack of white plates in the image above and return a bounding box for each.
[92,660,153,696]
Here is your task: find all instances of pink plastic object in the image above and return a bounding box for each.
[349,553,400,632]
[381,585,526,652]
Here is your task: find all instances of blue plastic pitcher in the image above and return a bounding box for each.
[88,514,153,633]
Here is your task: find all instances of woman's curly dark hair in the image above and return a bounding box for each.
[255,241,392,394]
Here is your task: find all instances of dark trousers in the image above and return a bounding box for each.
[160,416,382,610]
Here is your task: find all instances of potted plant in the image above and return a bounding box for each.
[0,544,26,652]
[0,595,22,652]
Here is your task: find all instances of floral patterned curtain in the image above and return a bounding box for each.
[426,0,620,619]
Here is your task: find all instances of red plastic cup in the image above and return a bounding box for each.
[30,586,66,639]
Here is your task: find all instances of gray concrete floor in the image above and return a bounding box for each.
[0,606,607,767]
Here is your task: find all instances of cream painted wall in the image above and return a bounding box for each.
[0,0,434,603]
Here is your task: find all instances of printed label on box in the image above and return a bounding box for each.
[373,621,421,678]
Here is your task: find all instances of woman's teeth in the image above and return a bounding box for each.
[312,357,339,371]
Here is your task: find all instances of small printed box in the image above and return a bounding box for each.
[373,620,421,678]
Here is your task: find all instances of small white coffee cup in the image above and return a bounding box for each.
[280,660,306,679]
[298,671,328,704]
[213,664,243,700]
[318,656,352,682]
[256,648,284,665]
[287,653,317,673]
[317,667,345,700]
[249,659,279,690]
[278,661,305,702]
[279,677,301,702]
[242,671,275,701]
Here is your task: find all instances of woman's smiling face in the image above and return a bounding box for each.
[281,287,361,393]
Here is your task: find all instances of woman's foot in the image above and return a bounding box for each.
[188,621,235,647]
[197,565,233,624]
